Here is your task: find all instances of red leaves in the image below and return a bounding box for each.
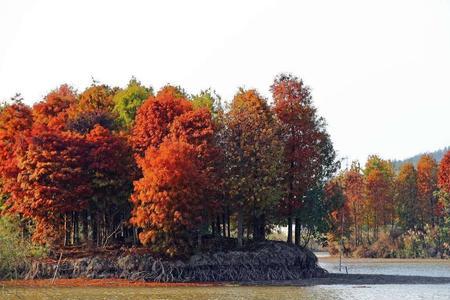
[438,151,450,194]
[271,74,336,215]
[0,103,33,198]
[85,125,136,204]
[131,87,192,156]
[131,140,209,256]
[130,87,217,255]
[32,84,77,130]
[417,155,438,224]
[7,127,91,243]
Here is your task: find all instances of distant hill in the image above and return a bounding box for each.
[392,146,450,170]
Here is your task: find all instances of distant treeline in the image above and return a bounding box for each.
[392,147,450,170]
[328,153,450,258]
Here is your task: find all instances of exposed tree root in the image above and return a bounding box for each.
[23,241,327,282]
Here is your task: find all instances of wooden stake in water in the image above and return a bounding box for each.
[339,208,344,272]
[52,252,63,284]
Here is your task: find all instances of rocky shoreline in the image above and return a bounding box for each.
[23,241,326,282]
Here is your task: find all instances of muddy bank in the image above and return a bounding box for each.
[22,241,326,282]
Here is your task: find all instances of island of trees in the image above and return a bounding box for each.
[0,74,338,277]
[0,74,449,280]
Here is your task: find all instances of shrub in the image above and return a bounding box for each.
[0,216,48,279]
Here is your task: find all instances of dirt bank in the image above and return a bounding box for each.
[17,241,326,282]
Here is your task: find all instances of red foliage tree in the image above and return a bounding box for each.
[32,84,77,130]
[417,154,438,225]
[169,108,216,161]
[364,156,394,240]
[130,140,209,256]
[342,162,365,246]
[84,125,136,245]
[131,87,192,156]
[438,151,450,194]
[0,103,33,199]
[12,126,91,244]
[271,74,337,245]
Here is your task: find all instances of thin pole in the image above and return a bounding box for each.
[339,208,344,272]
[52,252,63,284]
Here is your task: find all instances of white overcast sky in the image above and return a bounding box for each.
[0,0,449,164]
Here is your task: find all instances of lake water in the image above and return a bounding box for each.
[2,255,450,300]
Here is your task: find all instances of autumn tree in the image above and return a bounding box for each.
[191,89,222,119]
[436,151,450,231]
[77,84,115,113]
[130,140,209,256]
[364,155,395,240]
[271,74,337,245]
[395,163,419,229]
[131,86,192,156]
[32,84,77,130]
[0,103,33,202]
[66,84,117,131]
[113,78,152,128]
[223,89,283,245]
[324,177,350,252]
[84,125,136,247]
[66,110,116,134]
[12,126,91,245]
[438,151,450,194]
[417,154,438,226]
[342,161,365,246]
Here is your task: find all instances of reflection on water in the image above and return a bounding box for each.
[2,257,450,300]
[2,285,450,300]
[319,257,450,277]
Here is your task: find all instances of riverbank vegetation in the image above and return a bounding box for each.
[327,153,450,258]
[0,74,340,278]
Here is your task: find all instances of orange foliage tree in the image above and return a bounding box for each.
[0,103,33,205]
[364,155,395,240]
[222,89,283,245]
[77,84,115,113]
[32,84,77,130]
[342,162,365,246]
[417,154,438,226]
[130,140,209,256]
[395,163,418,229]
[13,126,91,245]
[83,125,136,246]
[438,151,450,194]
[131,86,192,156]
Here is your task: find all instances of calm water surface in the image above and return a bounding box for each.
[2,255,450,300]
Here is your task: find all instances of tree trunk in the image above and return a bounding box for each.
[73,212,79,245]
[216,215,221,237]
[287,216,293,244]
[211,219,217,236]
[294,217,301,246]
[197,230,202,249]
[237,209,243,247]
[82,210,88,245]
[227,207,231,238]
[64,214,69,247]
[222,214,226,237]
[91,212,97,248]
[253,214,266,241]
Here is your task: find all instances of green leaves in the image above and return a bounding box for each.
[113,78,152,128]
